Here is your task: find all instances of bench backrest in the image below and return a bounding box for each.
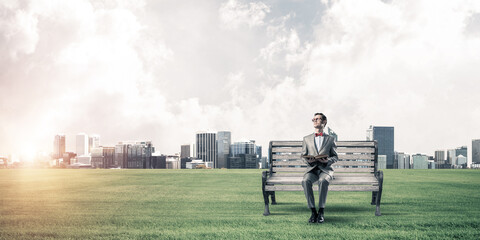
[268,141,378,176]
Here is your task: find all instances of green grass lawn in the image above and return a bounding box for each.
[1,169,479,239]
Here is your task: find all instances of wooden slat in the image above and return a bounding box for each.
[270,141,302,147]
[271,173,374,177]
[334,168,374,172]
[336,142,375,147]
[335,161,374,166]
[272,166,374,173]
[338,154,375,160]
[272,154,374,160]
[272,160,374,167]
[272,147,302,153]
[272,167,306,172]
[265,185,379,191]
[272,154,302,160]
[337,147,375,153]
[267,176,378,185]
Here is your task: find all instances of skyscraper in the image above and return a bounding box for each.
[412,154,428,169]
[367,126,394,169]
[473,139,480,164]
[196,132,217,168]
[88,135,100,154]
[53,134,66,159]
[76,133,89,156]
[434,150,445,165]
[181,144,191,158]
[217,131,231,169]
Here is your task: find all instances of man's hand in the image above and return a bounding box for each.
[318,157,328,163]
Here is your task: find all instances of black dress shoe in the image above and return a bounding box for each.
[308,213,318,223]
[317,212,324,223]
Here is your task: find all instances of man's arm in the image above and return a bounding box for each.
[302,137,315,167]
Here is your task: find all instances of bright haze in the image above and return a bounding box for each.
[1,0,480,161]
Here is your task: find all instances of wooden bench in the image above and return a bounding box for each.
[262,140,384,216]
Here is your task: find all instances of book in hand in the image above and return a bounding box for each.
[302,154,329,164]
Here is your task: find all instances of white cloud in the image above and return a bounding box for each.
[219,0,270,29]
[1,0,480,165]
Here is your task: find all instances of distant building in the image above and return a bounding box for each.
[217,131,231,169]
[231,140,255,156]
[228,156,243,169]
[434,150,445,165]
[53,134,66,159]
[456,155,467,168]
[428,160,436,169]
[180,145,190,158]
[186,159,205,169]
[472,139,480,164]
[395,152,409,169]
[378,155,387,169]
[62,152,76,165]
[77,155,91,165]
[88,135,100,154]
[412,154,428,169]
[367,126,394,169]
[181,157,192,169]
[76,133,89,156]
[455,146,468,166]
[446,149,456,166]
[114,141,154,168]
[196,132,217,168]
[151,155,166,169]
[91,147,115,168]
[260,156,268,169]
[166,155,180,169]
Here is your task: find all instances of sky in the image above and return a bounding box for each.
[1,0,480,163]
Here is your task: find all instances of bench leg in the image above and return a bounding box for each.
[371,191,377,205]
[262,171,270,216]
[271,191,277,205]
[375,170,384,216]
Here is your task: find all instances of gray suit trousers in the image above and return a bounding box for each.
[302,167,331,209]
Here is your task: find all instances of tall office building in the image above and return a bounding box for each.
[412,154,428,169]
[217,131,231,169]
[196,132,217,167]
[446,149,455,166]
[367,126,394,169]
[53,134,66,159]
[76,133,89,156]
[434,150,445,165]
[395,152,409,169]
[455,146,467,162]
[180,144,191,158]
[88,135,100,154]
[231,140,256,156]
[473,139,480,164]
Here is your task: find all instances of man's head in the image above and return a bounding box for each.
[312,113,327,130]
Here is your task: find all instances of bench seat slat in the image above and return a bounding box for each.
[267,176,378,185]
[272,160,374,167]
[271,173,374,177]
[265,185,379,191]
[272,167,374,172]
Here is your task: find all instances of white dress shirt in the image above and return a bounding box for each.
[314,134,324,153]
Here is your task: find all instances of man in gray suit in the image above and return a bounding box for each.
[302,113,338,223]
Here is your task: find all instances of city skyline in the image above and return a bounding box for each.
[1,1,480,162]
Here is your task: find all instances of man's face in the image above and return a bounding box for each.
[312,115,325,129]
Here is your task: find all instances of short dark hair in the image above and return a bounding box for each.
[314,113,327,121]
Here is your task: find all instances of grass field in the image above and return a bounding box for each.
[1,169,479,239]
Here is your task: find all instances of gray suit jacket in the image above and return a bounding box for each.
[301,133,338,176]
